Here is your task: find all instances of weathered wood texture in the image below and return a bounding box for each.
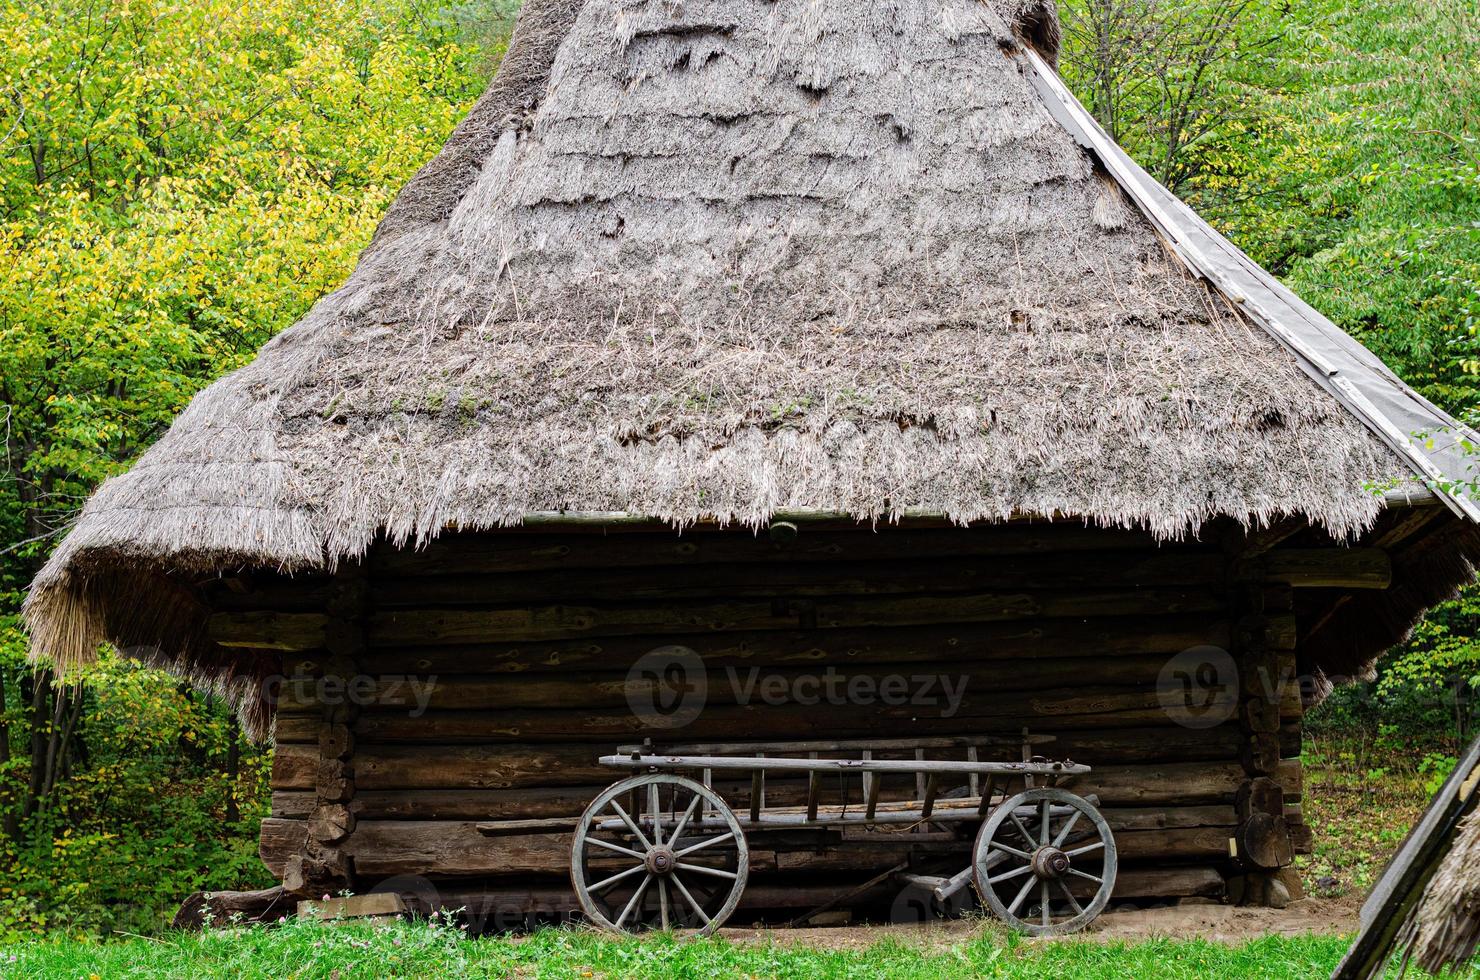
[228,523,1330,913]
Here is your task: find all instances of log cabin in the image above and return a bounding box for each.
[24,0,1480,927]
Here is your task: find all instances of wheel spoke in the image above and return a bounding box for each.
[1040,881,1050,927]
[1066,841,1105,859]
[677,862,739,880]
[988,840,1033,860]
[1057,879,1084,916]
[609,798,653,850]
[987,863,1033,885]
[1007,874,1037,917]
[1009,813,1036,848]
[589,862,648,894]
[668,794,702,847]
[614,874,652,929]
[676,832,734,858]
[648,782,664,844]
[586,837,645,860]
[1052,810,1083,848]
[658,877,670,931]
[1040,800,1051,845]
[669,872,711,926]
[1067,868,1103,886]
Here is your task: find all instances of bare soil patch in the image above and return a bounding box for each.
[720,896,1362,951]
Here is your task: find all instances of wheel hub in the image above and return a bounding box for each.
[1032,846,1071,880]
[645,845,677,876]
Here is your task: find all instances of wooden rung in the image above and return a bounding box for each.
[921,773,939,820]
[979,775,996,816]
[915,748,927,801]
[967,747,980,798]
[806,752,821,822]
[864,750,881,821]
[751,753,765,825]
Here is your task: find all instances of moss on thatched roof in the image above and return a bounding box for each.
[23,0,1480,723]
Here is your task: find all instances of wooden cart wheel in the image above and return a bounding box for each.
[570,774,748,936]
[972,786,1117,937]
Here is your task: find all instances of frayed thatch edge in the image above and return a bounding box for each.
[23,560,282,739]
[1305,517,1480,682]
[1412,807,1480,973]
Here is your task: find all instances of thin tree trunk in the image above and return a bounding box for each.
[0,669,17,840]
[226,715,241,824]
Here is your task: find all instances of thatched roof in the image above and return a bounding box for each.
[23,0,1480,709]
[1413,806,1480,973]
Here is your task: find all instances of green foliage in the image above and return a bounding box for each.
[1195,0,1480,418]
[0,0,494,940]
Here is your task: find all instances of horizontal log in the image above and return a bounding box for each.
[213,612,327,651]
[370,552,1228,607]
[275,656,1195,712]
[259,819,1235,879]
[270,741,1294,804]
[370,526,1169,578]
[173,887,291,930]
[1236,548,1391,589]
[364,590,1226,646]
[285,685,1239,742]
[354,616,1251,676]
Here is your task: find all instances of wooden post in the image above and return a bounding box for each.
[1228,582,1296,905]
[284,561,366,898]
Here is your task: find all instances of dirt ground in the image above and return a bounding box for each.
[721,896,1364,951]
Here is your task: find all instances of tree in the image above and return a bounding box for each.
[1058,0,1284,194]
[0,0,494,935]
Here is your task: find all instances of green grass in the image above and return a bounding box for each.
[0,919,1423,979]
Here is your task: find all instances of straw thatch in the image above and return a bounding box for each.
[22,0,1469,732]
[1413,806,1480,973]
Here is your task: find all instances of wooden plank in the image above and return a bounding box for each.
[365,590,1226,646]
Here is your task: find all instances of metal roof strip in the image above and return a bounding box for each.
[1017,47,1480,523]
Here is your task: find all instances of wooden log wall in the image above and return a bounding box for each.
[197,521,1363,917]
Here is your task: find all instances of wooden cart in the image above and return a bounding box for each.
[563,734,1117,937]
